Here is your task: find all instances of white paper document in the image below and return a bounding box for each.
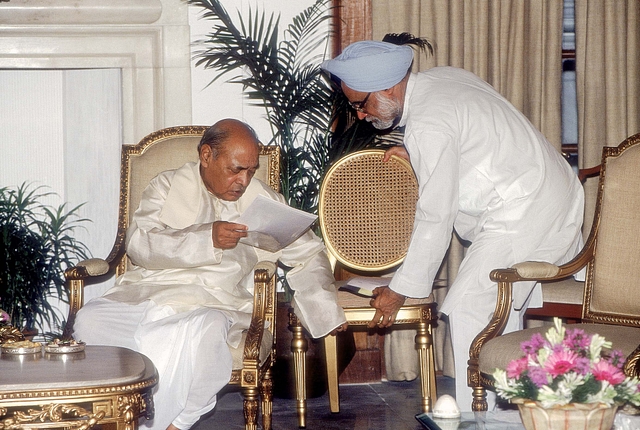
[236,195,317,252]
[339,276,392,297]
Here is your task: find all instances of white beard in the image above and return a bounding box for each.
[366,93,402,130]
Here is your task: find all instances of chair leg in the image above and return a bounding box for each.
[428,324,437,407]
[416,320,435,413]
[260,369,273,430]
[324,334,340,413]
[242,386,259,430]
[472,385,488,411]
[290,315,308,428]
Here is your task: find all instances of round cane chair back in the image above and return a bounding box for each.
[319,149,418,272]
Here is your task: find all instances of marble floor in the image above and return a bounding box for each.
[192,375,455,430]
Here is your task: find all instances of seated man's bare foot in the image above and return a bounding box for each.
[167,424,180,430]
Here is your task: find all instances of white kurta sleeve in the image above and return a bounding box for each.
[126,172,222,270]
[389,127,460,298]
[281,230,347,339]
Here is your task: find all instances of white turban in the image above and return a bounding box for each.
[321,41,414,92]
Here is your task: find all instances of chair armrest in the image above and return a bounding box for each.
[253,261,277,278]
[469,254,590,387]
[511,261,560,278]
[62,258,111,340]
[242,261,277,371]
[479,259,578,344]
[65,258,110,280]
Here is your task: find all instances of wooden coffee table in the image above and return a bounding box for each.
[0,345,157,429]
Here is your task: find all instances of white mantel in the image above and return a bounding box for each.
[0,0,192,143]
[0,0,162,25]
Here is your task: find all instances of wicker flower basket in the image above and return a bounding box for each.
[514,399,618,430]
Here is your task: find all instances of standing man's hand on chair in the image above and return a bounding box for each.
[368,286,406,328]
[383,145,410,162]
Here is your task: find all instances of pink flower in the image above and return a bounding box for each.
[563,328,590,351]
[544,349,578,378]
[0,309,9,324]
[592,360,626,385]
[528,366,549,387]
[521,333,546,356]
[507,357,529,378]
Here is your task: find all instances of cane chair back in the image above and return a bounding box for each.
[291,150,438,427]
[468,133,640,411]
[64,125,281,430]
[319,150,418,271]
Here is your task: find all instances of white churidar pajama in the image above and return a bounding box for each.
[387,67,584,411]
[74,161,346,429]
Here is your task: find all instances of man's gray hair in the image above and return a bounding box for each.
[197,121,260,157]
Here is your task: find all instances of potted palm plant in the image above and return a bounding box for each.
[188,0,432,213]
[0,183,90,339]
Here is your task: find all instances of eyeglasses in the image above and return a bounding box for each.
[348,92,372,113]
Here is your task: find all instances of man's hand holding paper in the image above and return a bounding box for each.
[212,221,248,249]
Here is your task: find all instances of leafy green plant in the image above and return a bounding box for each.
[0,183,90,336]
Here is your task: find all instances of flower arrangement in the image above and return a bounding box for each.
[493,318,640,408]
[0,309,9,324]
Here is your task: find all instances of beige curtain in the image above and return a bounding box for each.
[575,0,640,235]
[372,0,564,149]
[371,0,564,378]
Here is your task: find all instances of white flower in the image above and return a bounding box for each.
[545,318,566,346]
[494,368,520,400]
[538,385,571,408]
[558,372,585,397]
[536,345,552,367]
[617,378,640,406]
[588,333,612,361]
[586,381,617,406]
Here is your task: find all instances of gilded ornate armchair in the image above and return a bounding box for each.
[62,126,281,430]
[468,132,640,411]
[290,149,439,428]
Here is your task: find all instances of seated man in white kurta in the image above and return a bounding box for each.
[73,119,348,430]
